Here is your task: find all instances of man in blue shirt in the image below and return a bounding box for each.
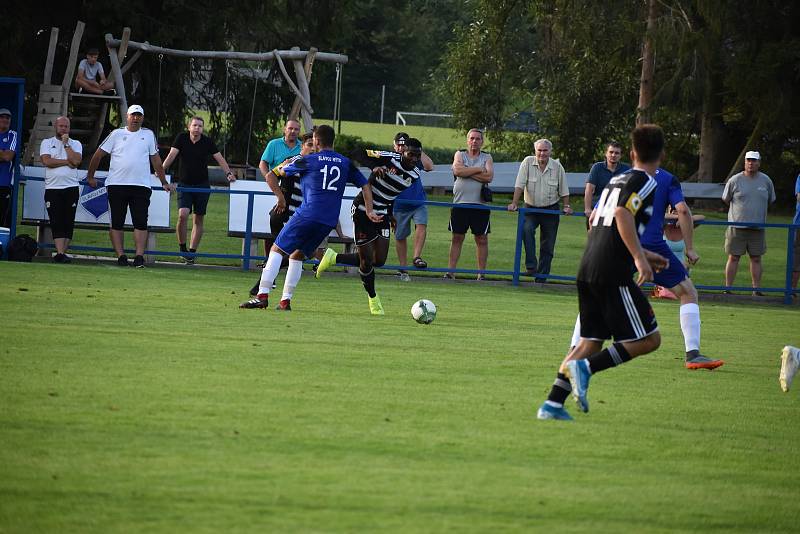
[388,132,434,281]
[584,142,630,227]
[0,108,19,228]
[240,125,377,311]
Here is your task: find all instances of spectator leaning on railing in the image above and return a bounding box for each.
[721,151,775,296]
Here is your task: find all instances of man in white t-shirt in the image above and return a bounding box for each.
[86,105,173,267]
[39,116,83,263]
[75,48,116,95]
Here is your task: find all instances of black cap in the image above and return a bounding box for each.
[394,132,410,145]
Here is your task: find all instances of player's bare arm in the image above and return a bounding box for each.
[265,170,286,213]
[361,185,382,222]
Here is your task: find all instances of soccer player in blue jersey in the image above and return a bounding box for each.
[315,139,423,315]
[566,168,723,370]
[239,125,378,311]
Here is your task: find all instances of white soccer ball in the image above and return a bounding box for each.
[411,299,437,324]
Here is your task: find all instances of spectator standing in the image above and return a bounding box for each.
[162,116,236,264]
[391,131,434,281]
[445,128,494,280]
[39,116,83,263]
[0,108,18,228]
[722,151,776,296]
[507,138,572,282]
[74,48,115,95]
[86,105,174,268]
[584,142,630,222]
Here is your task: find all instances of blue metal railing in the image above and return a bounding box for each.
[15,174,800,304]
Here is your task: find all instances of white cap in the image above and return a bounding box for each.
[127,104,144,115]
[745,150,760,160]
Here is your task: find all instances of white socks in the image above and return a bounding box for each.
[281,259,303,301]
[679,303,701,352]
[258,251,284,295]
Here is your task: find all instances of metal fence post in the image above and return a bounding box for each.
[785,226,796,305]
[242,191,255,271]
[512,208,525,286]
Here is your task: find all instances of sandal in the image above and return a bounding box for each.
[412,257,427,269]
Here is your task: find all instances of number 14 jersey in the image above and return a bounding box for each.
[578,169,657,284]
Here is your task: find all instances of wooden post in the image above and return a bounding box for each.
[61,21,86,115]
[106,34,129,122]
[117,27,131,61]
[290,47,315,131]
[43,27,59,85]
[289,47,316,124]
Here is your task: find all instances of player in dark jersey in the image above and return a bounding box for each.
[315,139,424,315]
[240,125,377,311]
[537,124,669,421]
[565,168,724,370]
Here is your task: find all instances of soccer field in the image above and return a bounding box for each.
[1,262,799,532]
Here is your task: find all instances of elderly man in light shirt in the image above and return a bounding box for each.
[507,138,572,282]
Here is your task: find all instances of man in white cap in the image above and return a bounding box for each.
[722,150,776,296]
[86,105,174,267]
[0,107,18,228]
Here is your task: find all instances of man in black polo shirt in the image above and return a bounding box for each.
[163,116,236,263]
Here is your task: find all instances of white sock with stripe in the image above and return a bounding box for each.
[281,259,303,301]
[258,251,283,295]
[679,303,701,352]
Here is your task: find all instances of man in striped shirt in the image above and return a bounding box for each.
[315,139,423,315]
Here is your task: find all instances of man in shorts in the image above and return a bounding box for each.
[391,132,434,281]
[162,116,236,264]
[722,151,775,296]
[537,124,669,421]
[75,48,116,95]
[445,128,494,280]
[86,105,174,267]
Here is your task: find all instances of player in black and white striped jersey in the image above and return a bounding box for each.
[315,139,423,315]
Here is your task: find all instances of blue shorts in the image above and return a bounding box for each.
[274,216,333,258]
[394,205,428,240]
[645,239,688,288]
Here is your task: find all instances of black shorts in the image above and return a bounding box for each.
[107,185,152,230]
[449,206,491,235]
[177,186,210,215]
[577,279,658,342]
[352,205,390,246]
[44,187,79,239]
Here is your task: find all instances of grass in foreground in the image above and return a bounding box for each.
[1,262,799,532]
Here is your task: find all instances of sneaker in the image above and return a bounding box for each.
[442,273,455,280]
[368,295,385,315]
[536,402,573,421]
[566,359,592,413]
[685,353,725,370]
[103,89,117,96]
[53,253,66,263]
[240,295,268,309]
[132,255,145,268]
[182,252,195,265]
[117,254,129,266]
[276,299,292,311]
[398,270,411,282]
[316,248,337,279]
[752,291,765,297]
[476,274,486,281]
[780,345,800,392]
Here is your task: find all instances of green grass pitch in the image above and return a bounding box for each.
[1,260,799,532]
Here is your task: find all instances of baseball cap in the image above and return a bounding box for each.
[0,108,11,117]
[127,104,144,115]
[394,132,409,145]
[745,150,760,160]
